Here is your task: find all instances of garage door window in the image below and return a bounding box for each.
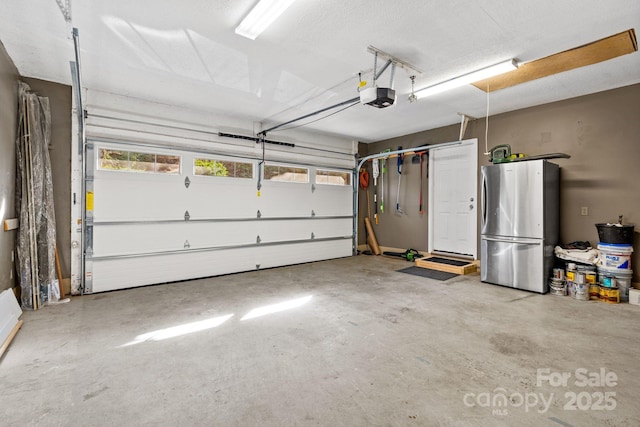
[194,158,254,178]
[316,169,351,186]
[98,149,180,174]
[264,165,309,183]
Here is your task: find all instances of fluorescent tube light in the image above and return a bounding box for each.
[415,59,518,98]
[235,0,298,40]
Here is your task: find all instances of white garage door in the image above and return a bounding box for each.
[83,140,354,293]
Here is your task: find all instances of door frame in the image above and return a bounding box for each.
[428,138,478,259]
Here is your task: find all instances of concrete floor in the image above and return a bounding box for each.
[1,255,639,426]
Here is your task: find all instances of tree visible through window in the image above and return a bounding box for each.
[98,149,180,174]
[194,158,253,178]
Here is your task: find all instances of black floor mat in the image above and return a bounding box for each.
[425,257,469,267]
[397,266,458,281]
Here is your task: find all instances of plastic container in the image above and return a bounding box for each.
[596,223,634,245]
[598,243,633,269]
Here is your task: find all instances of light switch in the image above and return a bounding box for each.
[581,207,589,216]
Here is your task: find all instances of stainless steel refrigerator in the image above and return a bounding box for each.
[480,160,559,293]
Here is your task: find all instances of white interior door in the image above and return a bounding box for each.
[428,139,478,258]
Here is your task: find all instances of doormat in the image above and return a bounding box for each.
[397,266,458,281]
[426,257,469,267]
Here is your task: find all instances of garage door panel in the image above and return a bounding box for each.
[93,218,352,258]
[187,178,257,219]
[312,187,353,216]
[92,222,262,256]
[91,240,352,293]
[258,219,351,242]
[257,240,352,269]
[259,184,313,217]
[92,247,263,292]
[94,176,188,221]
[310,219,352,238]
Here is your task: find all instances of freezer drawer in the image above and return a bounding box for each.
[481,236,548,293]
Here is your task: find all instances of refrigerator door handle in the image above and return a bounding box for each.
[482,236,542,245]
[482,236,542,246]
[481,174,487,227]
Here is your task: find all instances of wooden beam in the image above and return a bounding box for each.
[0,320,23,359]
[473,29,638,92]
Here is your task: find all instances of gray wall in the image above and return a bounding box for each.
[361,83,640,280]
[0,41,18,292]
[22,78,72,279]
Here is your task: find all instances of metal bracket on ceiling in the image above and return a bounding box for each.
[56,0,72,23]
[366,45,423,76]
[458,113,477,141]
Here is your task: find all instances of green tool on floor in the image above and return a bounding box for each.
[383,248,421,262]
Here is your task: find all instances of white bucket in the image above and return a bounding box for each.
[598,266,633,303]
[598,243,633,269]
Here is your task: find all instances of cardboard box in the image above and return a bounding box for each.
[629,288,640,306]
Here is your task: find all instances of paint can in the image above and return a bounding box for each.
[549,279,566,296]
[589,284,600,300]
[553,268,565,281]
[599,286,620,304]
[574,271,586,285]
[598,266,633,303]
[601,276,616,288]
[597,243,633,270]
[585,271,597,285]
[565,263,576,284]
[572,282,590,301]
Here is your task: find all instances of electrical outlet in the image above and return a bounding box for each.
[581,207,589,216]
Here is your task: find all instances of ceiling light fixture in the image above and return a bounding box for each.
[415,59,518,98]
[408,75,417,103]
[235,0,298,40]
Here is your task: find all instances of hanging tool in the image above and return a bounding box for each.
[412,151,426,215]
[395,146,404,214]
[380,149,390,214]
[380,157,385,214]
[372,159,380,224]
[359,168,371,220]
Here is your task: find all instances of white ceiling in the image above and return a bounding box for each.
[1,0,639,142]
